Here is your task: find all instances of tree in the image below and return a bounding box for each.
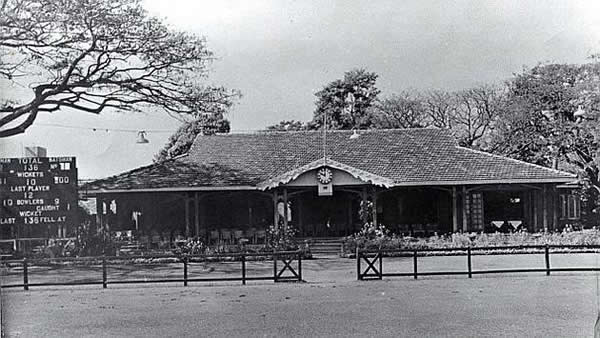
[488,61,600,224]
[264,120,307,131]
[451,85,504,147]
[370,91,429,129]
[310,68,380,130]
[155,114,230,162]
[0,0,238,137]
[422,89,456,129]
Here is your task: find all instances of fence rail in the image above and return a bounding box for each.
[1,251,303,290]
[356,244,600,280]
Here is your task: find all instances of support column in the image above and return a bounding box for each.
[543,184,548,233]
[361,186,368,224]
[532,190,538,231]
[452,187,458,232]
[194,192,200,237]
[552,186,558,231]
[462,186,468,232]
[298,197,304,235]
[372,188,378,227]
[273,190,279,227]
[347,196,353,235]
[283,188,289,230]
[184,194,190,238]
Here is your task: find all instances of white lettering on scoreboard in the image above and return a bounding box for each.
[0,157,77,227]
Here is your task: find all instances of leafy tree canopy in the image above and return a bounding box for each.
[154,114,230,162]
[310,68,380,130]
[0,0,238,137]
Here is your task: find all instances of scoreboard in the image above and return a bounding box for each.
[0,157,78,231]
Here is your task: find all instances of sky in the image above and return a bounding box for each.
[1,0,600,179]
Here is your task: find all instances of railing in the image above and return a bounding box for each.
[1,251,303,290]
[356,245,600,280]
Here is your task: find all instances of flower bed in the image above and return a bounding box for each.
[343,223,600,256]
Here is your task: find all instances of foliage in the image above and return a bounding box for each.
[486,61,600,225]
[370,91,428,129]
[310,68,380,130]
[264,120,307,132]
[343,228,600,253]
[0,0,239,137]
[171,238,207,256]
[266,224,298,251]
[154,114,231,162]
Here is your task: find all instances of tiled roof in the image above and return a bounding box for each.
[85,129,576,192]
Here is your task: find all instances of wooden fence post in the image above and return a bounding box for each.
[297,252,302,282]
[378,252,383,279]
[273,253,278,283]
[356,248,361,280]
[545,245,550,276]
[23,258,29,291]
[102,256,107,289]
[413,250,418,280]
[183,256,188,286]
[241,255,246,285]
[467,247,472,278]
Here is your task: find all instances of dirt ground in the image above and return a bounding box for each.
[2,255,600,337]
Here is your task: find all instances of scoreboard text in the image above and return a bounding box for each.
[0,157,77,227]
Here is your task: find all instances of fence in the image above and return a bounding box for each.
[356,244,600,280]
[1,251,303,290]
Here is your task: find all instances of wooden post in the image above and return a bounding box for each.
[183,256,188,286]
[298,252,302,281]
[273,190,278,227]
[413,250,418,280]
[273,254,278,283]
[543,185,548,233]
[346,195,353,236]
[467,247,472,278]
[298,197,304,236]
[184,194,190,238]
[532,190,538,231]
[361,186,368,224]
[545,244,550,276]
[241,255,246,285]
[552,186,558,231]
[462,186,468,232]
[283,188,288,230]
[356,247,361,280]
[23,258,29,291]
[452,187,458,232]
[372,188,378,227]
[378,252,383,279]
[102,256,107,289]
[194,192,200,238]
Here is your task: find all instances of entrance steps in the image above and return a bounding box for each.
[296,237,345,256]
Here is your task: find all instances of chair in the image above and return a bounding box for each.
[198,228,207,243]
[209,230,220,245]
[221,229,232,244]
[139,235,150,249]
[233,230,244,244]
[246,227,257,244]
[255,230,267,244]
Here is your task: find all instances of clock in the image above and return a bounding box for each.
[317,167,333,184]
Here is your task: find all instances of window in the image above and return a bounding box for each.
[466,193,484,230]
[560,194,580,219]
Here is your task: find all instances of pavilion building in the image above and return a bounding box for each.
[83,129,579,242]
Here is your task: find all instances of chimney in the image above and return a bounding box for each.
[24,146,47,158]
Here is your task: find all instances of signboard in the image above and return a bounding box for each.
[0,157,77,236]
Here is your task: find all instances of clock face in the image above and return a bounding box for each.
[317,167,333,184]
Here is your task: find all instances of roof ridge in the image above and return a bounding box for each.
[202,128,449,136]
[456,147,576,178]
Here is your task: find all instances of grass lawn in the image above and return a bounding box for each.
[2,254,600,337]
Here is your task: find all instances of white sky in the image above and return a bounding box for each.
[1,0,599,179]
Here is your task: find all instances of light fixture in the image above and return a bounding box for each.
[349,129,360,139]
[574,105,586,118]
[136,131,149,144]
